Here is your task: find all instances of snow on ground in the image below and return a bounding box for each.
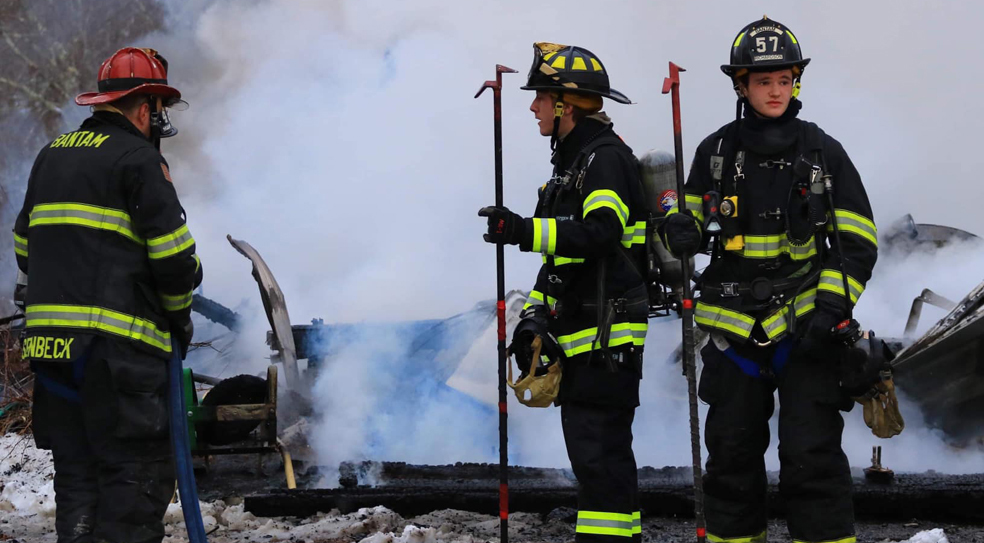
[0,433,958,543]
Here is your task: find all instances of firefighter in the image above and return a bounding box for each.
[13,47,202,543]
[479,43,648,542]
[660,17,877,543]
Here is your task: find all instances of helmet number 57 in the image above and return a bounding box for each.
[756,36,779,53]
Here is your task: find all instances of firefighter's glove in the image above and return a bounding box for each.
[479,206,526,245]
[661,212,702,258]
[171,317,194,360]
[799,306,843,350]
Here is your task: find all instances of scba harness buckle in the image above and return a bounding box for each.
[721,282,740,297]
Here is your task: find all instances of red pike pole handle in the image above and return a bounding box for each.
[662,61,707,543]
[476,63,517,543]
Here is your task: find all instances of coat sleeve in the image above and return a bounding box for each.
[120,148,203,322]
[816,137,877,312]
[518,149,634,259]
[521,186,555,314]
[12,151,45,275]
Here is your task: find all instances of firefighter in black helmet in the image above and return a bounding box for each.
[14,47,201,543]
[660,17,876,543]
[479,42,648,542]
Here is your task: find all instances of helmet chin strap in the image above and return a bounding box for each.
[550,93,565,151]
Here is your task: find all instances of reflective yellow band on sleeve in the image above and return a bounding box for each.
[817,269,864,304]
[160,290,194,312]
[583,189,629,229]
[531,218,557,255]
[13,233,28,257]
[25,304,170,352]
[830,208,877,247]
[665,193,705,223]
[29,203,143,245]
[621,221,648,248]
[522,290,558,311]
[147,224,195,260]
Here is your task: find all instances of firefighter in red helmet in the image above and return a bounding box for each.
[14,47,201,543]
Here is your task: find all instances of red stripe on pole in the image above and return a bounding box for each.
[499,484,509,519]
[499,401,507,413]
[683,299,693,309]
[697,527,706,538]
[497,301,506,340]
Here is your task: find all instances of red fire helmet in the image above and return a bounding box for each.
[76,47,181,106]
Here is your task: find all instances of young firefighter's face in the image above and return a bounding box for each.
[741,69,794,118]
[530,91,558,137]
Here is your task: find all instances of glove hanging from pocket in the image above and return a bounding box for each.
[854,372,904,438]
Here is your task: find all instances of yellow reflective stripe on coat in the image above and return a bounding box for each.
[792,537,856,543]
[632,511,641,534]
[160,290,194,312]
[817,269,864,304]
[694,302,756,340]
[531,218,557,254]
[541,255,585,266]
[760,288,817,340]
[557,322,647,357]
[575,511,635,538]
[621,220,647,248]
[665,193,705,223]
[583,189,629,229]
[25,304,170,352]
[523,290,557,311]
[828,208,877,247]
[707,529,767,543]
[13,233,28,257]
[147,224,195,260]
[736,234,817,260]
[29,203,143,244]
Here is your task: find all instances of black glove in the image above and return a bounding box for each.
[802,307,844,345]
[661,212,702,257]
[478,206,526,245]
[171,318,194,359]
[839,333,894,397]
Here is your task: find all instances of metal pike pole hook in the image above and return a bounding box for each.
[662,61,707,543]
[475,63,517,543]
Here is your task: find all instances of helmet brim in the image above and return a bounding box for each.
[721,58,811,77]
[519,83,633,105]
[76,83,182,106]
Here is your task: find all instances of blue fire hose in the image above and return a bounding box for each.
[168,338,208,543]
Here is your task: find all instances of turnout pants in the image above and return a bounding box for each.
[698,340,855,543]
[32,337,174,543]
[560,352,642,543]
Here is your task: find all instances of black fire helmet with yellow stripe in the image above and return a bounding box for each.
[522,42,632,104]
[721,16,810,79]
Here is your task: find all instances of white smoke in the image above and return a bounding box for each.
[111,0,984,474]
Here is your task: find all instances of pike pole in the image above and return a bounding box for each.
[475,64,517,543]
[662,62,706,543]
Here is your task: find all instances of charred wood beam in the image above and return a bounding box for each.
[192,294,242,331]
[244,468,984,523]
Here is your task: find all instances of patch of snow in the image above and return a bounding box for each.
[905,528,949,543]
[0,432,55,517]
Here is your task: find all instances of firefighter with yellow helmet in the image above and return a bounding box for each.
[479,43,648,542]
[660,17,878,543]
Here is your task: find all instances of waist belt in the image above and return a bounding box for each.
[702,276,808,301]
[711,333,794,379]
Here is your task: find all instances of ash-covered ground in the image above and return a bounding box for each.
[3,433,981,543]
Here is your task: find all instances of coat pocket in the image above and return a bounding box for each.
[105,357,169,440]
